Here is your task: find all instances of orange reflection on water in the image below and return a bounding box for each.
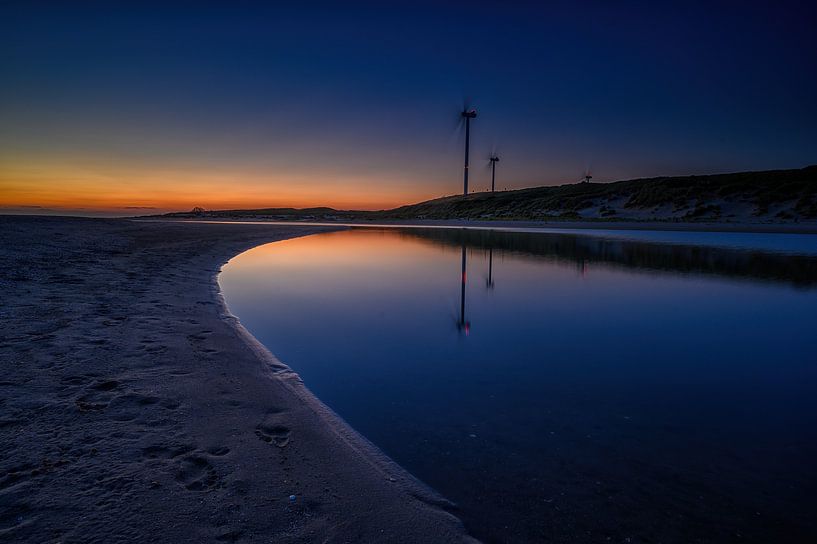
[231,229,445,274]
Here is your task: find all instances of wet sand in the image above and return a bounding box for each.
[0,216,475,543]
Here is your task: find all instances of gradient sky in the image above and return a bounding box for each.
[2,1,816,215]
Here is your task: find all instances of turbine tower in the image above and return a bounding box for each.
[461,107,477,195]
[489,155,500,192]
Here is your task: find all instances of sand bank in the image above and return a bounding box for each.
[0,216,474,543]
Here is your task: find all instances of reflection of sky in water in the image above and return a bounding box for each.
[220,228,817,543]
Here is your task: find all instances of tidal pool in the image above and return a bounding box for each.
[220,227,817,543]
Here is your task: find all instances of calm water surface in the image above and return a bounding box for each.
[220,228,817,543]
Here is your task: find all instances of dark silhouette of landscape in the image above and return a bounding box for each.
[156,166,817,223]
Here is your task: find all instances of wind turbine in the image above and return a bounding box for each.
[459,104,477,195]
[582,165,593,184]
[489,154,500,192]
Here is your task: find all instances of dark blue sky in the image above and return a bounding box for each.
[2,1,816,211]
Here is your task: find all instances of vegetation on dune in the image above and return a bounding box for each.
[385,165,817,221]
[158,165,817,222]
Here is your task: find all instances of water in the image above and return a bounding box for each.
[220,227,817,543]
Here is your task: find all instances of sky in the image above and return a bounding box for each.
[1,1,816,215]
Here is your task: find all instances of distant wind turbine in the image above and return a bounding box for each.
[582,165,593,184]
[489,154,500,192]
[458,102,477,196]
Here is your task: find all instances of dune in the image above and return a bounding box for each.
[0,216,474,543]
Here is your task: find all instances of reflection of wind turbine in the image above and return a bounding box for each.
[577,258,588,277]
[458,102,477,196]
[486,248,495,289]
[457,242,471,334]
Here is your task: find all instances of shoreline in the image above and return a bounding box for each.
[0,216,475,543]
[212,261,457,512]
[140,217,817,235]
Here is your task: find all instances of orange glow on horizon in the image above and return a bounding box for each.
[0,154,445,214]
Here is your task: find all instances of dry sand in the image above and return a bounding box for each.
[0,216,475,543]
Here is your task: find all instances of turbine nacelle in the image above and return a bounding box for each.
[461,109,477,119]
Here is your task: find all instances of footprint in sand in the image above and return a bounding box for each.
[187,330,213,342]
[206,446,231,457]
[75,395,110,412]
[255,421,291,448]
[160,398,181,410]
[142,444,195,460]
[92,379,121,392]
[106,393,160,421]
[174,454,220,491]
[214,529,244,542]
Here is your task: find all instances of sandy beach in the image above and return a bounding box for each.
[0,216,475,543]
